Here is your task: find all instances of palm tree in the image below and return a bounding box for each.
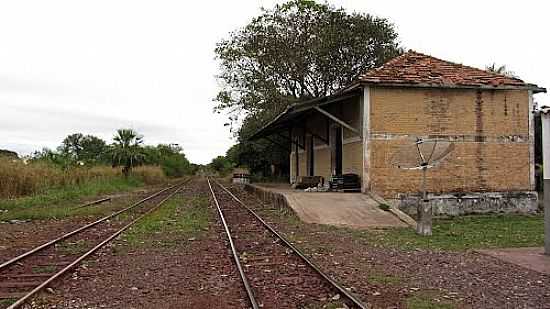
[111,129,145,177]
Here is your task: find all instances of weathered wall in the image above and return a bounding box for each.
[343,140,363,176]
[313,147,331,181]
[367,87,533,199]
[396,191,538,216]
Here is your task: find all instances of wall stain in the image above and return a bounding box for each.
[475,90,488,189]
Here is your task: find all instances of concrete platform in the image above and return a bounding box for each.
[248,183,409,229]
[477,247,550,275]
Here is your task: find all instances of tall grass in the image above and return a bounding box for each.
[0,158,166,199]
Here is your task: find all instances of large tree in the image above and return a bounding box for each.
[215,0,402,124]
[214,0,401,177]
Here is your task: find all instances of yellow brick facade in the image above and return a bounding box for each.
[367,87,532,198]
[288,86,533,198]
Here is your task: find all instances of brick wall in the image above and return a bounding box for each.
[367,87,532,198]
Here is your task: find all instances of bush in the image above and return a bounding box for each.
[0,158,166,199]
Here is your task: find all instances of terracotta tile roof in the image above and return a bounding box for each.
[358,50,543,91]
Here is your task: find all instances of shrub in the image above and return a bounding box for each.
[0,158,166,199]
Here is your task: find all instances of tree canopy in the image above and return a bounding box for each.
[214,0,402,177]
[215,0,402,125]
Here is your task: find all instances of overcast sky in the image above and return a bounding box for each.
[0,1,548,164]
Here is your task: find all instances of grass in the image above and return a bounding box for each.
[0,299,17,306]
[32,265,56,273]
[360,214,544,251]
[367,272,402,285]
[0,177,145,221]
[261,202,544,252]
[122,196,209,248]
[0,157,166,199]
[406,290,455,309]
[56,240,89,255]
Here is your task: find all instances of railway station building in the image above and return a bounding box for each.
[252,51,546,215]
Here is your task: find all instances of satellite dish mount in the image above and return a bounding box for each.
[390,138,454,236]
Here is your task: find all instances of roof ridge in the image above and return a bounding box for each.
[405,50,525,82]
[357,50,540,91]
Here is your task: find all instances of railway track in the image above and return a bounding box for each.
[0,181,188,309]
[207,178,368,309]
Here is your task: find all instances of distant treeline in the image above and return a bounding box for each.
[3,129,199,178]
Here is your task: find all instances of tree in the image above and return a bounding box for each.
[0,149,18,159]
[214,0,402,179]
[208,156,233,176]
[215,0,402,125]
[486,63,516,77]
[80,135,109,164]
[60,133,84,160]
[111,129,145,177]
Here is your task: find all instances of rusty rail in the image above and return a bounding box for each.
[74,197,112,209]
[211,178,368,309]
[0,184,178,272]
[6,183,184,309]
[207,178,260,309]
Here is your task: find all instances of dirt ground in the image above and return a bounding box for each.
[228,185,550,309]
[0,188,155,262]
[24,179,247,309]
[3,179,550,308]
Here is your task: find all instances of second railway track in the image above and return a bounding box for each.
[208,178,367,309]
[0,180,188,309]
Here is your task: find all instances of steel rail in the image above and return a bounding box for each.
[212,179,368,309]
[206,178,260,309]
[7,183,185,309]
[74,197,112,209]
[0,183,178,271]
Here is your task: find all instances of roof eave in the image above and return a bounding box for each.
[359,81,546,93]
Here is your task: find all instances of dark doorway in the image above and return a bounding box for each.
[307,135,314,176]
[331,126,343,176]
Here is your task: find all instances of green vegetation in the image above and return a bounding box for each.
[406,291,455,309]
[0,299,17,306]
[0,176,146,221]
[1,128,197,200]
[57,240,90,255]
[32,265,56,273]
[362,214,544,251]
[122,196,209,248]
[111,128,147,177]
[213,0,402,179]
[378,203,391,211]
[367,272,402,285]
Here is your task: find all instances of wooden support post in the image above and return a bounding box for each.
[295,135,300,181]
[314,106,360,135]
[417,167,432,236]
[541,107,550,255]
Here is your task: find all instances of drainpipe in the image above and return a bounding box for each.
[541,106,550,255]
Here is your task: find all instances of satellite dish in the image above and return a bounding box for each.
[389,138,454,170]
[388,138,455,236]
